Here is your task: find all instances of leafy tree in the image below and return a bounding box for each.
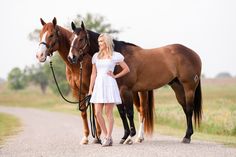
[25,64,48,94]
[28,29,40,42]
[69,13,120,35]
[29,13,120,41]
[7,67,27,90]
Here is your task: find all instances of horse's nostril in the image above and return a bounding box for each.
[67,56,73,64]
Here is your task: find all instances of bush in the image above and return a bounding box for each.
[7,67,27,90]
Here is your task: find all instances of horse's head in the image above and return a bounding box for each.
[36,17,60,62]
[67,21,90,64]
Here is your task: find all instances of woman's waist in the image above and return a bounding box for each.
[96,73,116,81]
[96,71,113,76]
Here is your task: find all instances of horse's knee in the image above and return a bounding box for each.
[126,105,134,118]
[117,105,126,118]
[81,111,87,119]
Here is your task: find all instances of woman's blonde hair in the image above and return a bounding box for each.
[98,33,114,59]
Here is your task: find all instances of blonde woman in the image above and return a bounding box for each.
[88,33,130,147]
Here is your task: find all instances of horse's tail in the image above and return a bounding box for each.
[193,80,202,127]
[144,90,155,135]
[133,92,141,112]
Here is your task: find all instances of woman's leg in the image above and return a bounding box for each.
[105,103,115,138]
[95,103,107,137]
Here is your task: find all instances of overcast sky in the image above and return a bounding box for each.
[1,0,236,79]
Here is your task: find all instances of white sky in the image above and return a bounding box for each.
[0,0,236,79]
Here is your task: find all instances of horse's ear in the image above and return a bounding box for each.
[81,21,86,31]
[52,17,57,26]
[71,22,76,31]
[40,18,46,26]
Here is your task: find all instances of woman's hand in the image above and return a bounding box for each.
[88,90,93,96]
[107,71,115,78]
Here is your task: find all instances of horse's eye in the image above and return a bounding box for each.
[48,34,53,38]
[79,38,83,42]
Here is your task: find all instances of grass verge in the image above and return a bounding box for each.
[0,113,21,145]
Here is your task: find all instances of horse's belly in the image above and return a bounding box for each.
[132,73,174,91]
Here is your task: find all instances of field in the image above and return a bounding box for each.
[0,113,21,145]
[152,78,236,145]
[0,78,236,145]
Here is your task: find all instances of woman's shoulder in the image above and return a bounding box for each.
[92,52,99,64]
[112,51,124,62]
[93,52,99,57]
[113,51,124,57]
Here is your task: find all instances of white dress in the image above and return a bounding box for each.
[90,51,124,104]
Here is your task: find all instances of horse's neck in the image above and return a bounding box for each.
[88,30,100,56]
[57,26,72,66]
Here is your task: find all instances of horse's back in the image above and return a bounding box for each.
[143,44,202,75]
[168,44,202,76]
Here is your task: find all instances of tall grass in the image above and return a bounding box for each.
[0,113,21,145]
[148,80,236,145]
[0,83,79,115]
[154,84,236,136]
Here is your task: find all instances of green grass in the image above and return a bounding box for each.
[0,79,236,146]
[0,113,21,145]
[0,84,79,115]
[149,82,236,145]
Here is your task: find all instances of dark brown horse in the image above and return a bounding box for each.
[68,22,154,144]
[36,18,152,144]
[68,21,203,143]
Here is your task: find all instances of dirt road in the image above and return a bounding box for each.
[0,106,235,157]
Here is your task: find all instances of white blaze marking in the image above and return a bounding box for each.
[37,31,48,61]
[38,31,48,53]
[41,31,48,43]
[68,35,78,58]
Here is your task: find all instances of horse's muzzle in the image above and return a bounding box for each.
[67,55,79,64]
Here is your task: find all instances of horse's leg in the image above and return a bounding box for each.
[169,79,190,142]
[66,68,90,144]
[135,91,146,143]
[120,88,136,145]
[91,104,102,144]
[181,82,197,143]
[75,92,89,144]
[126,97,136,137]
[116,103,130,144]
[80,110,89,144]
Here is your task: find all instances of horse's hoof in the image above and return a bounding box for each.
[92,138,101,144]
[182,137,191,144]
[123,137,133,145]
[135,137,144,143]
[80,137,89,145]
[119,138,126,144]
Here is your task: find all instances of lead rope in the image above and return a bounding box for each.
[78,61,101,144]
[49,57,101,144]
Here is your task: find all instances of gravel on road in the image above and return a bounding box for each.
[0,106,236,157]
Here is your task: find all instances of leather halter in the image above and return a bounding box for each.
[70,31,90,61]
[39,28,60,56]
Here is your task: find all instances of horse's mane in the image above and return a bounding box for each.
[118,41,139,47]
[87,29,141,54]
[114,40,141,53]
